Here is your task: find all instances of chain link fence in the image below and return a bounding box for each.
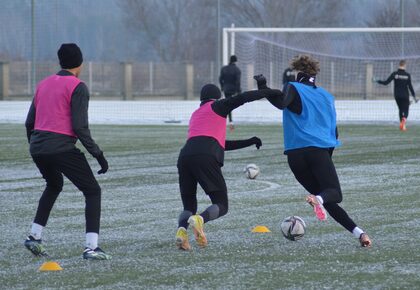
[2,60,217,100]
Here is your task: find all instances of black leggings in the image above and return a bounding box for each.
[32,148,101,233]
[287,147,357,233]
[395,97,410,121]
[178,155,229,228]
[180,190,228,222]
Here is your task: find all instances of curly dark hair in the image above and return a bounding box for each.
[290,55,320,76]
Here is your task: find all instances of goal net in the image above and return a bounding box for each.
[223,28,420,100]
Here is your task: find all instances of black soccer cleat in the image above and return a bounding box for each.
[83,247,112,260]
[24,235,49,257]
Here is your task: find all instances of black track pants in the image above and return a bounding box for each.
[395,97,410,121]
[31,148,101,233]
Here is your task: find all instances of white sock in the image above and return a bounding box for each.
[86,232,99,249]
[352,227,364,238]
[316,195,324,205]
[30,223,43,240]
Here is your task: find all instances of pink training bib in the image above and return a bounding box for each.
[34,74,81,137]
[188,101,227,148]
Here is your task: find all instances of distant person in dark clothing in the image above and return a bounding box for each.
[175,82,282,250]
[375,60,417,131]
[282,66,295,89]
[219,55,241,131]
[24,43,111,260]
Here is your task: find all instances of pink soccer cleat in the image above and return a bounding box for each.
[306,194,327,221]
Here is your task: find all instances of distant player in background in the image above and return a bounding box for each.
[24,43,111,260]
[219,55,241,131]
[259,55,372,247]
[282,66,295,90]
[175,82,282,250]
[374,60,417,131]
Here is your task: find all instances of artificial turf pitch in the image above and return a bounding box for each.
[0,123,419,289]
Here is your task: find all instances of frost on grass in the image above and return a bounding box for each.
[1,124,420,289]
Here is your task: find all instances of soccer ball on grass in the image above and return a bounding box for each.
[244,163,259,179]
[280,216,306,241]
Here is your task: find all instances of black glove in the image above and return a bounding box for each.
[251,136,262,149]
[253,74,268,90]
[96,153,108,174]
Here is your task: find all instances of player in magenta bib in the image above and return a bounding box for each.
[33,74,81,137]
[175,82,282,250]
[24,43,111,260]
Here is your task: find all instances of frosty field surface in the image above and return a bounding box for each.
[0,123,419,289]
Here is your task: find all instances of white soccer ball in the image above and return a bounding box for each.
[244,163,259,179]
[280,216,306,241]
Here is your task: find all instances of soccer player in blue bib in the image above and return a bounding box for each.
[258,55,372,247]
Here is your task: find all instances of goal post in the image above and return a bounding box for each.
[222,27,420,100]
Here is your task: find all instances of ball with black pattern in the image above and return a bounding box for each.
[280,216,306,241]
[244,163,259,179]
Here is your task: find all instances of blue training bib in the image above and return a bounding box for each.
[283,82,341,151]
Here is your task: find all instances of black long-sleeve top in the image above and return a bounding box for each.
[378,68,415,100]
[179,89,281,165]
[265,73,305,114]
[219,63,241,94]
[25,70,102,157]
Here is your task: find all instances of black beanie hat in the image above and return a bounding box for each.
[200,84,221,101]
[57,43,83,69]
[230,55,237,63]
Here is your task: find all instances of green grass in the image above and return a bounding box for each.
[1,123,420,289]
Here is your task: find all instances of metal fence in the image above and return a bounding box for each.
[1,61,217,100]
[2,59,419,101]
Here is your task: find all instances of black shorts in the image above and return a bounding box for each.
[177,154,227,194]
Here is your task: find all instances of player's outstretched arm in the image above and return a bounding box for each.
[407,74,416,101]
[212,88,282,117]
[377,72,395,85]
[254,74,298,111]
[225,137,262,151]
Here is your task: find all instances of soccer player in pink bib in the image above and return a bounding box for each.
[175,82,281,250]
[24,43,111,260]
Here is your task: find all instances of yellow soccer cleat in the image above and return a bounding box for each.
[175,227,191,251]
[188,215,207,248]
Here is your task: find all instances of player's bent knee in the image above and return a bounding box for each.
[218,203,228,217]
[45,184,63,195]
[82,184,101,197]
[336,190,343,203]
[324,188,342,203]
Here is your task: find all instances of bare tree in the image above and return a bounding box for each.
[405,0,420,26]
[222,0,347,28]
[119,0,350,62]
[119,0,217,62]
[366,1,400,27]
